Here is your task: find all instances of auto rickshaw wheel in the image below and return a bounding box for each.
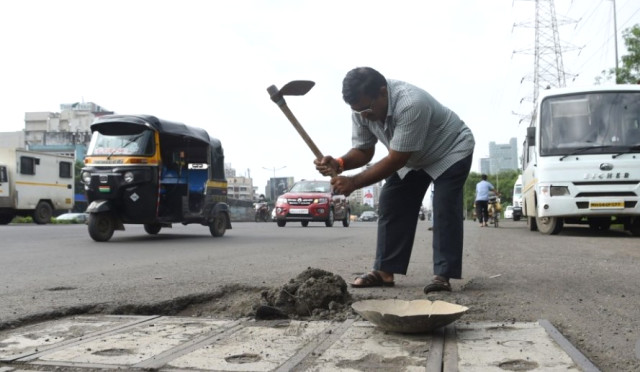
[33,201,53,225]
[301,221,309,227]
[88,213,115,242]
[209,213,227,237]
[144,223,162,235]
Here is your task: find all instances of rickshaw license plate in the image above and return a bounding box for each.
[290,208,308,214]
[589,201,624,209]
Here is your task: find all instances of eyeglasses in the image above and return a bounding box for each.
[352,98,375,115]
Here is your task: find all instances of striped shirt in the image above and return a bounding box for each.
[352,79,475,179]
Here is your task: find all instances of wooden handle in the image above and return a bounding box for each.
[278,104,337,177]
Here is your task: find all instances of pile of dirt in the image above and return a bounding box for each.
[259,267,353,320]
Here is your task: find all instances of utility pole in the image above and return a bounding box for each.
[612,0,619,82]
[263,166,286,179]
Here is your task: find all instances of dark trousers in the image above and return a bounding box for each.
[373,154,473,279]
[475,200,489,223]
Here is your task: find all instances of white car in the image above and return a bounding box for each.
[504,206,514,219]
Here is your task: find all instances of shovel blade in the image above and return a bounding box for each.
[280,80,315,96]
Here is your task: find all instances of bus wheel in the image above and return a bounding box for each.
[144,223,162,235]
[536,216,563,235]
[33,201,53,225]
[209,213,227,237]
[88,213,115,242]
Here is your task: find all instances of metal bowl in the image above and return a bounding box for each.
[351,299,469,333]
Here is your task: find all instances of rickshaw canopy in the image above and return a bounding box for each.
[91,114,211,145]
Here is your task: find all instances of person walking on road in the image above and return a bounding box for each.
[315,66,475,294]
[475,174,494,227]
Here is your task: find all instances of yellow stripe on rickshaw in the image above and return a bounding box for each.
[207,181,228,188]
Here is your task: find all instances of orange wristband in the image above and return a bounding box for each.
[336,157,344,174]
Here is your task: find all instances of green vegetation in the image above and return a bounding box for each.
[597,24,640,84]
[463,170,521,218]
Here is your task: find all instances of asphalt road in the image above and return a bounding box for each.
[1,219,639,371]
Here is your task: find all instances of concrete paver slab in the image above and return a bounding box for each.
[308,321,433,371]
[168,320,331,371]
[455,321,580,371]
[0,315,156,361]
[32,317,232,368]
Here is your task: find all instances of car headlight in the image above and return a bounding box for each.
[277,197,288,205]
[315,198,328,204]
[123,171,134,183]
[81,171,91,184]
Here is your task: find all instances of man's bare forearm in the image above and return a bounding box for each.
[341,148,375,171]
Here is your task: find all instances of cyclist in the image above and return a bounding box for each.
[475,174,495,227]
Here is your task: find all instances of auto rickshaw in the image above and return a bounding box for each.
[81,115,231,242]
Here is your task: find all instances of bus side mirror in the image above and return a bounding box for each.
[526,126,536,146]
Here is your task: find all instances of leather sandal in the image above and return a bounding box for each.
[351,271,395,288]
[423,277,451,294]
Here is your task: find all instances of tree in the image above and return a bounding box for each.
[597,24,640,84]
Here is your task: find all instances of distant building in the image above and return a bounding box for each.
[480,137,519,174]
[22,102,113,160]
[227,176,254,201]
[224,163,236,178]
[266,177,294,201]
[479,158,492,175]
[347,164,382,208]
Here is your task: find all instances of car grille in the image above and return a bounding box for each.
[287,198,314,206]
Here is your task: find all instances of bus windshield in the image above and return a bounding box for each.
[87,130,155,157]
[539,92,640,156]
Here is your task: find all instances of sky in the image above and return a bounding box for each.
[1,0,639,195]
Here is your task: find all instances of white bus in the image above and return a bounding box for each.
[521,85,640,235]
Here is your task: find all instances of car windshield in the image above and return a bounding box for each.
[539,91,640,156]
[289,181,331,193]
[87,130,155,156]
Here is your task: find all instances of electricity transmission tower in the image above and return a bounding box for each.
[514,0,577,124]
